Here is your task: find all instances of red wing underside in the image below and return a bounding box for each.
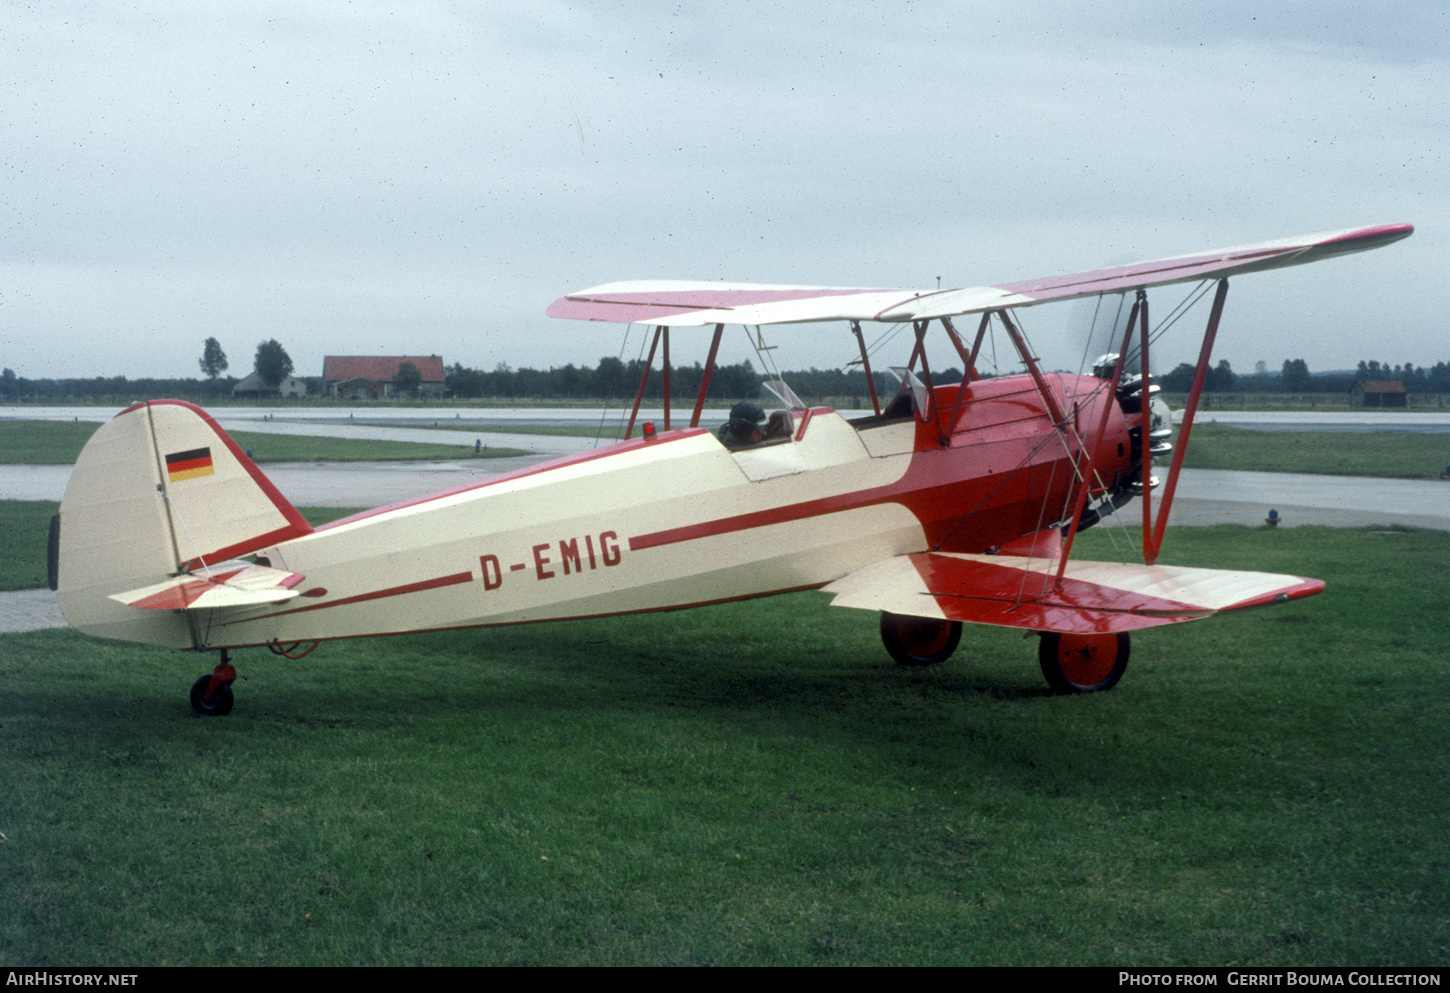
[823,552,1323,635]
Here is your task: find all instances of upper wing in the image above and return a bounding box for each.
[546,223,1412,327]
[822,551,1323,634]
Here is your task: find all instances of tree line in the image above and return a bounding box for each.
[1,337,294,401]
[1157,358,1450,394]
[443,358,964,403]
[6,339,1450,403]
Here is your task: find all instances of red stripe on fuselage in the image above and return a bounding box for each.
[208,581,832,651]
[631,446,1076,554]
[629,488,899,551]
[223,570,475,624]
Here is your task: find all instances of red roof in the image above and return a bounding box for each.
[323,356,445,383]
[1356,380,1406,394]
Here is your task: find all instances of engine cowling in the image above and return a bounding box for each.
[1072,356,1173,533]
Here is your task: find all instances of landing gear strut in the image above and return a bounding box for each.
[190,650,236,716]
[1038,632,1129,693]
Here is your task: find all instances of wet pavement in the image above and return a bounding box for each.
[1,589,66,634]
[1164,468,1450,529]
[11,454,1449,524]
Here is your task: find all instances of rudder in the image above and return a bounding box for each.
[56,400,311,647]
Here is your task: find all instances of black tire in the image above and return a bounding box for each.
[880,612,962,667]
[1038,632,1129,693]
[190,674,235,716]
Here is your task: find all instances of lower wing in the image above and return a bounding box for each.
[823,552,1323,634]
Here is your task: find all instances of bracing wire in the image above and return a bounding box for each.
[1017,449,1065,602]
[1119,280,1214,369]
[593,322,637,447]
[746,324,786,387]
[932,421,1082,557]
[1076,293,1109,378]
[1099,280,1216,561]
[862,321,910,360]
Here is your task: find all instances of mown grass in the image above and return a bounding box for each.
[1178,423,1450,479]
[223,432,525,463]
[0,421,525,465]
[0,421,103,463]
[0,502,57,590]
[0,503,364,591]
[362,421,632,440]
[11,416,1450,477]
[2,526,1446,965]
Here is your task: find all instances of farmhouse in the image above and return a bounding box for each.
[232,372,308,398]
[324,355,446,399]
[1349,379,1408,409]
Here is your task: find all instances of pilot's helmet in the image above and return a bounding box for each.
[728,401,766,429]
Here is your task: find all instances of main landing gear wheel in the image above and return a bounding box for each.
[190,655,237,716]
[1038,632,1129,694]
[880,612,962,667]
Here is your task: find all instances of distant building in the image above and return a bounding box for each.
[232,372,308,398]
[1349,380,1408,409]
[323,355,446,399]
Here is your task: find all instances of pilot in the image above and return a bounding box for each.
[718,401,767,450]
[764,409,793,439]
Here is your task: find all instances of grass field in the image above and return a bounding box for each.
[0,421,526,465]
[2,525,1446,965]
[9,415,1450,478]
[1179,423,1450,479]
[0,502,59,590]
[0,503,359,591]
[362,421,633,441]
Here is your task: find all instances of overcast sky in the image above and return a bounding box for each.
[2,1,1443,385]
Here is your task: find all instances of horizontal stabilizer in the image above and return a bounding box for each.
[109,561,306,612]
[823,552,1323,634]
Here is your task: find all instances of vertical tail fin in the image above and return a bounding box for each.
[56,400,311,646]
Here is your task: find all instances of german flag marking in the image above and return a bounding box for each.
[166,447,215,482]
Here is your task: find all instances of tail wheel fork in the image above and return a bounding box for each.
[190,650,236,716]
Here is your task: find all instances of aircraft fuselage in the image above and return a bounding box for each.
[196,373,1133,649]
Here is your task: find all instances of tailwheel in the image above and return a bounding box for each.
[1038,632,1129,694]
[190,655,236,716]
[880,612,962,667]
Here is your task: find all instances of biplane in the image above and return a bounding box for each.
[51,222,1412,714]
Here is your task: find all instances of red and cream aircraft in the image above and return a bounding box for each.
[52,223,1412,714]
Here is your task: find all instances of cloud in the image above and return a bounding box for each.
[1,1,1442,381]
